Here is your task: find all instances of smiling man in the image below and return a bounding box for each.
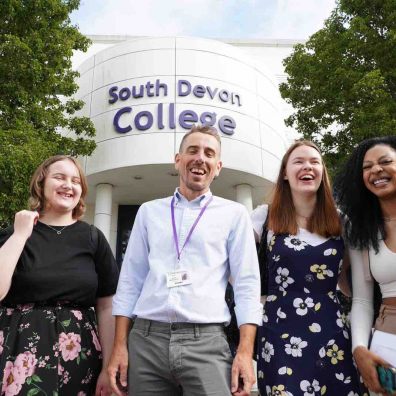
[108,125,262,396]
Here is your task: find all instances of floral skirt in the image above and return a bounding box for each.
[0,303,102,396]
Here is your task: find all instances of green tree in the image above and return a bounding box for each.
[280,0,396,172]
[0,0,96,227]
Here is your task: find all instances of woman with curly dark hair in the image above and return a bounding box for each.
[335,136,396,395]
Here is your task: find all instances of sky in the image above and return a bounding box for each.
[71,0,337,40]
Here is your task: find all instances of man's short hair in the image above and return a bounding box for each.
[178,125,221,153]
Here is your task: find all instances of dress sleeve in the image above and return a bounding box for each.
[93,227,120,298]
[250,205,268,242]
[349,247,374,351]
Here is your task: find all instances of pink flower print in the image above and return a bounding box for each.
[18,304,34,312]
[6,308,13,316]
[58,364,64,376]
[63,370,70,384]
[0,330,4,355]
[91,330,102,352]
[1,361,23,396]
[71,310,83,320]
[77,392,87,396]
[59,332,81,361]
[14,351,37,378]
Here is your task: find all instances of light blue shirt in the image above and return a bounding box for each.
[113,189,262,326]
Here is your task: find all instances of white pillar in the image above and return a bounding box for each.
[94,183,113,242]
[235,184,253,212]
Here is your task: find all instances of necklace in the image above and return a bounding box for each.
[42,223,69,235]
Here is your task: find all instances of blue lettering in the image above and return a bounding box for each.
[132,85,144,98]
[179,110,198,129]
[169,103,176,129]
[200,112,216,126]
[219,90,229,102]
[146,81,154,97]
[108,86,119,104]
[113,107,132,133]
[218,116,235,135]
[135,111,153,130]
[207,86,218,99]
[155,79,168,97]
[232,93,241,106]
[193,85,206,98]
[119,87,131,101]
[157,103,164,129]
[178,80,191,96]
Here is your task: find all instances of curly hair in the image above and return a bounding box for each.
[29,155,88,219]
[334,136,396,252]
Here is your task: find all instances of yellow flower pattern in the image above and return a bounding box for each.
[326,344,344,365]
[310,264,334,280]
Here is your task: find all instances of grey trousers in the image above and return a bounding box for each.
[128,318,233,396]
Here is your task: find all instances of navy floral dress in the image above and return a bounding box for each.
[257,233,366,396]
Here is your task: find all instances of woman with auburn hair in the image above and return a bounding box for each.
[335,136,396,395]
[251,141,364,395]
[0,155,119,396]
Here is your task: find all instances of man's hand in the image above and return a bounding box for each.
[107,343,129,396]
[231,324,257,396]
[231,351,256,395]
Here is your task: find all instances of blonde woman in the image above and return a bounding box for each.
[0,155,119,396]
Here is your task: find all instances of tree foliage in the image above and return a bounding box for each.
[280,0,396,172]
[0,0,96,227]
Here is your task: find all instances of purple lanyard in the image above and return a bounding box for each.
[171,195,213,261]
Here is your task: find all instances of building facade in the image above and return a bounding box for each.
[73,36,299,263]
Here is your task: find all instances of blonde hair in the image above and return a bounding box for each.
[29,155,88,219]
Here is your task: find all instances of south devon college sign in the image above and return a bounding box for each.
[109,79,241,135]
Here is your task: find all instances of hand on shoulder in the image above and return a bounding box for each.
[13,210,39,240]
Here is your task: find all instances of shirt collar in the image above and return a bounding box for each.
[174,188,213,207]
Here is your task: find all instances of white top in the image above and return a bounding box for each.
[350,240,396,351]
[113,189,262,326]
[250,204,329,246]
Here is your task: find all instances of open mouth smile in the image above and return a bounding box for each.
[190,167,206,176]
[299,174,314,181]
[372,177,390,186]
[57,192,73,198]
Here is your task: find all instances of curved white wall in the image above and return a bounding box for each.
[76,36,288,188]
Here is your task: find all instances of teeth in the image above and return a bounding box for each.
[373,178,389,185]
[191,168,205,175]
[300,175,314,180]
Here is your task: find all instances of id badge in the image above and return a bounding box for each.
[166,270,192,288]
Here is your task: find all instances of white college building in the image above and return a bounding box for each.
[73,36,301,264]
